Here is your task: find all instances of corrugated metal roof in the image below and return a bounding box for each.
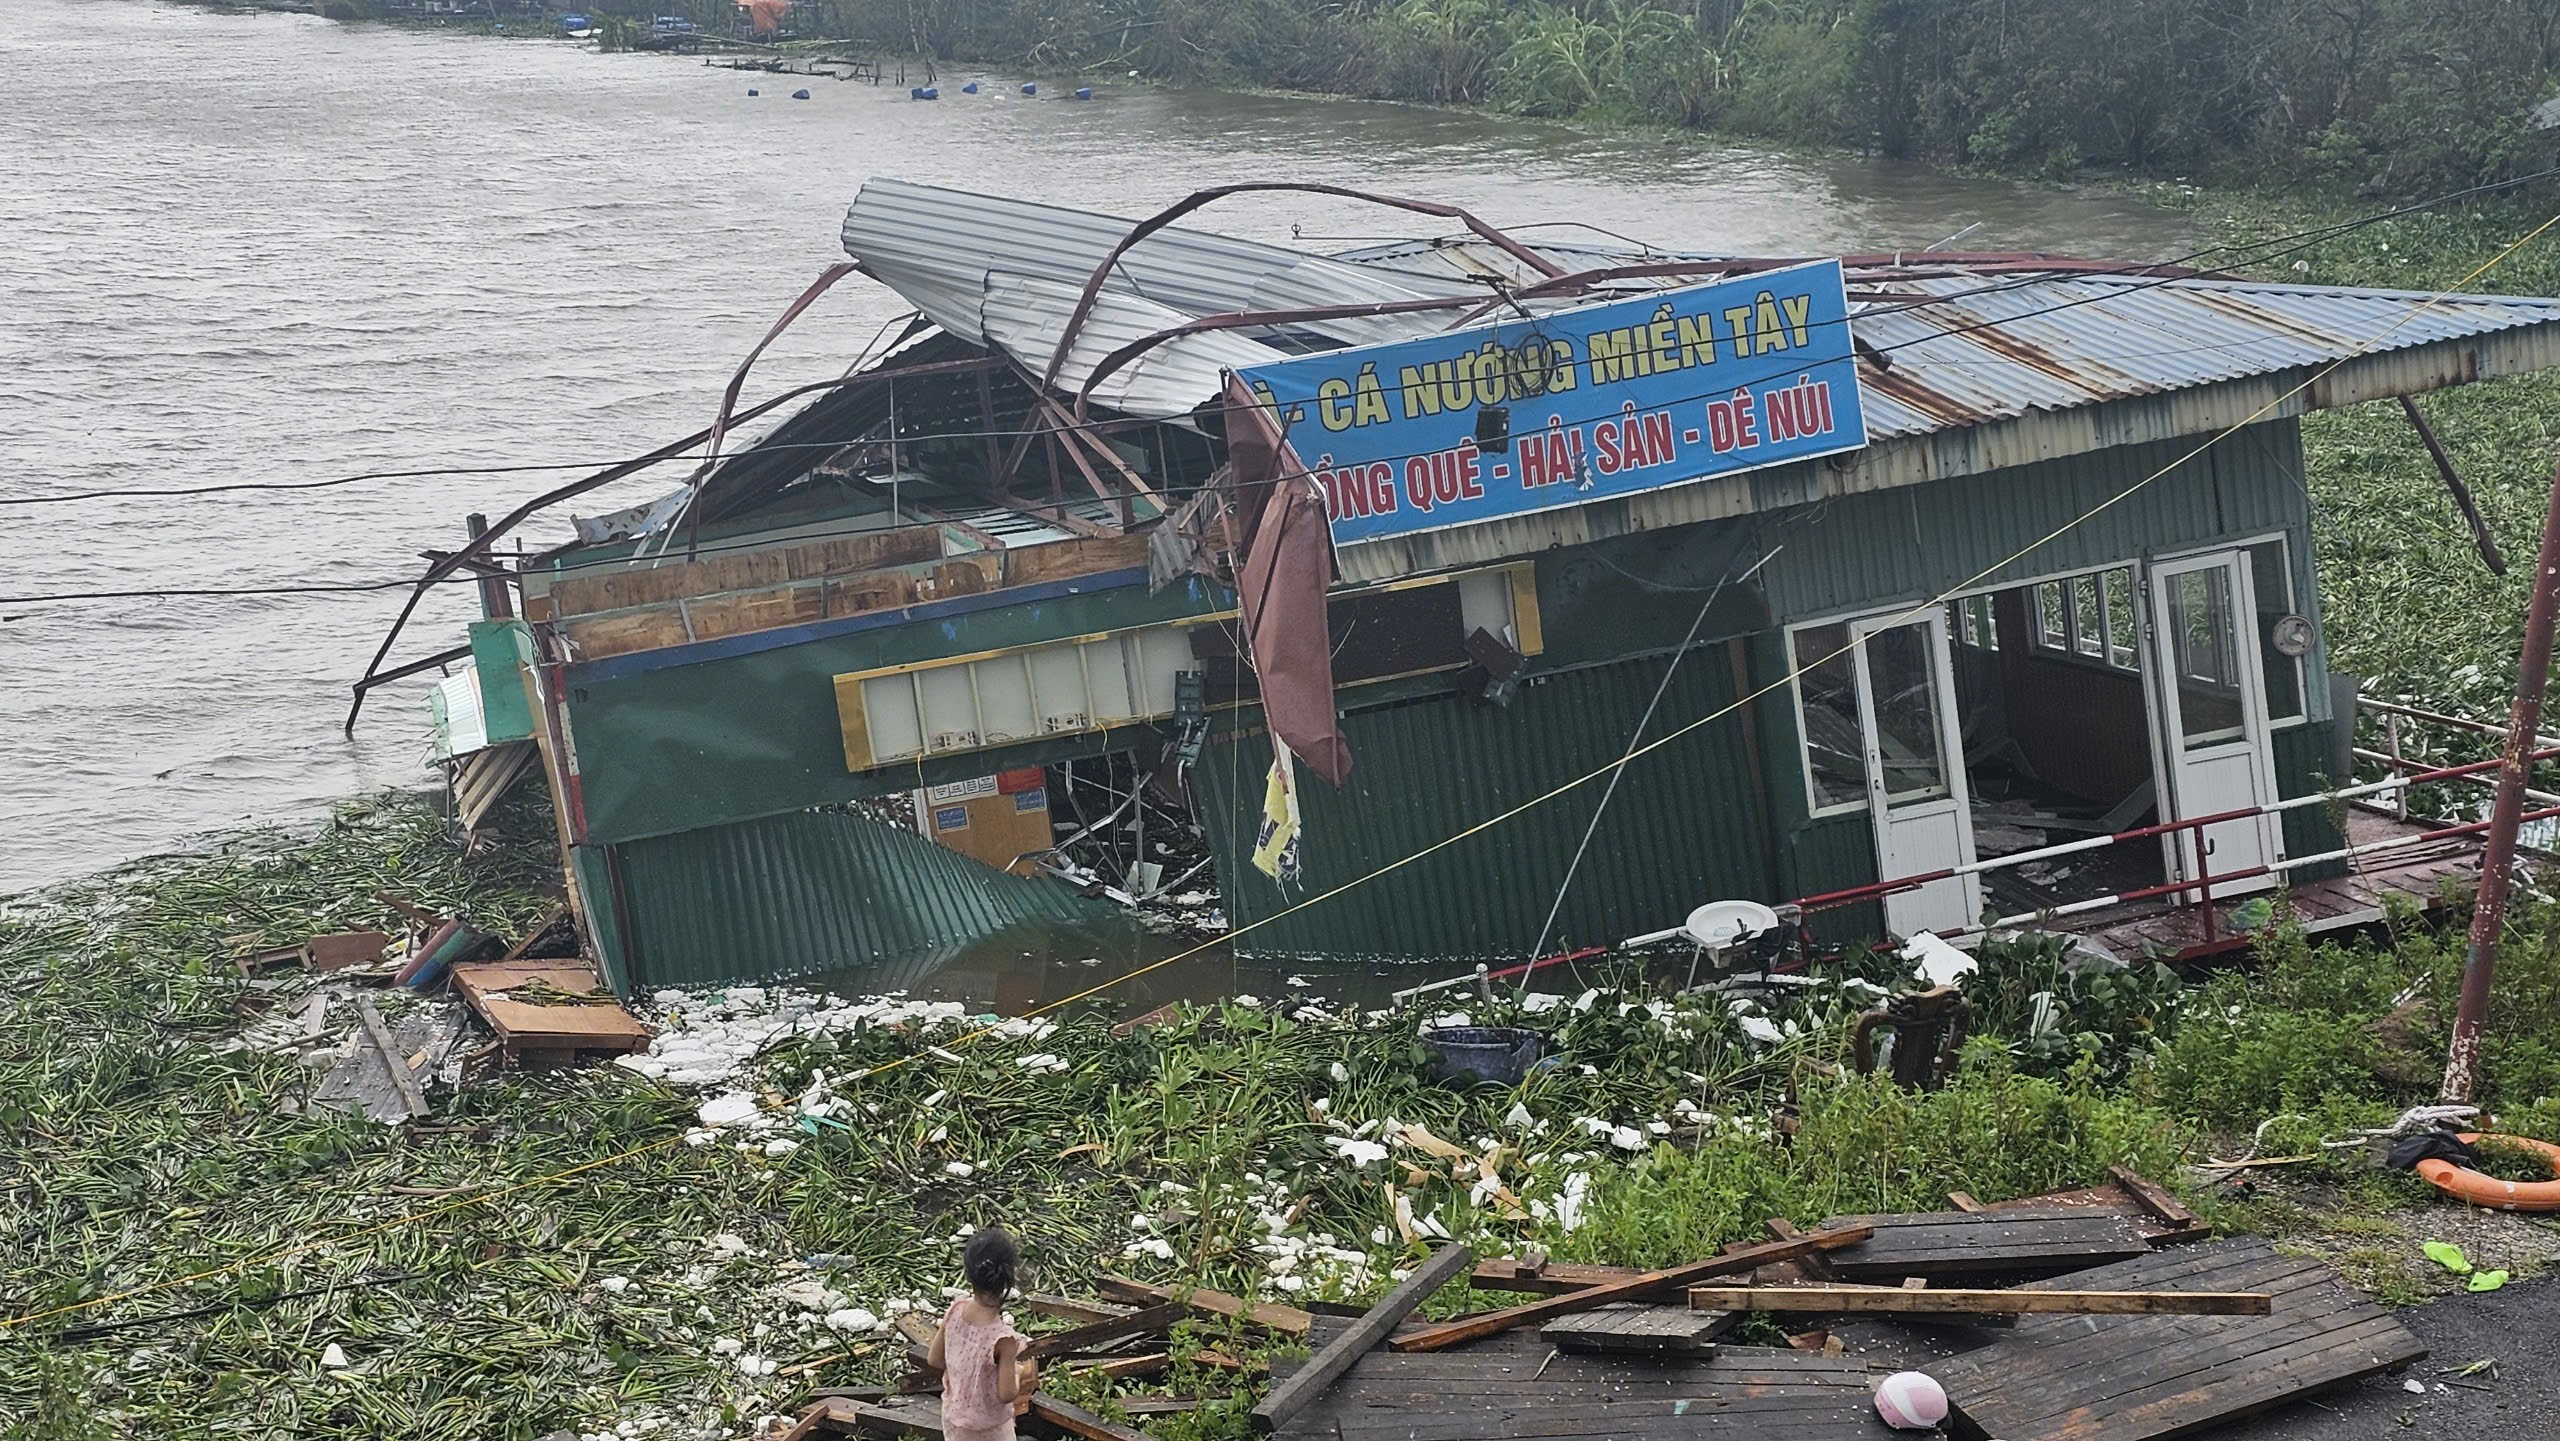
[608,806,1128,991]
[1847,272,2560,439]
[980,275,1283,422]
[821,183,2560,579]
[840,178,1475,355]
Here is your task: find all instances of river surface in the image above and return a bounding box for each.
[0,0,2197,893]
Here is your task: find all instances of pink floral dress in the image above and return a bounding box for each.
[937,1297,1022,1441]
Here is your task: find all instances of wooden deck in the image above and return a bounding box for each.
[1274,1330,1894,1440]
[1932,1240,2426,1441]
[2052,806,2480,961]
[1810,1206,2152,1283]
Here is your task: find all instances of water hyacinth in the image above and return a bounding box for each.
[0,792,2190,1438]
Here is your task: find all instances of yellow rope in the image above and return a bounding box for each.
[11,208,2555,1334]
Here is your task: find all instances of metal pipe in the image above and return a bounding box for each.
[1793,745,2558,914]
[2445,452,2560,1102]
[1965,804,2560,936]
[2351,747,2560,808]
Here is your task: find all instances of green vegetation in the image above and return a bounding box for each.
[665,0,2560,194]
[11,779,2556,1437]
[0,797,2183,1439]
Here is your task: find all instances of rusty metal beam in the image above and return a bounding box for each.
[2401,396,2508,576]
[2444,449,2560,1102]
[344,355,1003,736]
[1068,297,1480,418]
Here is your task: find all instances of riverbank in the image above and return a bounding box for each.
[7,790,2560,1438]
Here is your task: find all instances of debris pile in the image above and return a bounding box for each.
[768,1176,2423,1441]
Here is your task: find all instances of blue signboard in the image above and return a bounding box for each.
[1236,260,1867,544]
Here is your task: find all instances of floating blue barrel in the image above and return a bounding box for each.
[1074,86,1092,100]
[746,87,759,96]
[961,81,979,94]
[1020,82,1037,95]
[792,88,811,99]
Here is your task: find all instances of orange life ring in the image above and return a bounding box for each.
[2414,1132,2560,1212]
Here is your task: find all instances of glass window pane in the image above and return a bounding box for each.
[1973,595,1999,650]
[2072,574,2105,657]
[2247,540,2305,721]
[2037,581,2067,648]
[2103,567,2138,669]
[1864,622,1949,802]
[2167,567,2245,748]
[1793,623,1866,810]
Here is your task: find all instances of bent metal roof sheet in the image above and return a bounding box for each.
[833,180,2560,576]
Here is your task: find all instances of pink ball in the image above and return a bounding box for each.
[1874,1370,1950,1430]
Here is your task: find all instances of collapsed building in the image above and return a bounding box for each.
[364,178,2560,994]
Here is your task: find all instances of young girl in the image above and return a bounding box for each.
[928,1228,1033,1441]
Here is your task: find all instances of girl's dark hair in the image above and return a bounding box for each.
[963,1227,1019,1299]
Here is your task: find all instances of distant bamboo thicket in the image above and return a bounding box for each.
[728,0,2560,195]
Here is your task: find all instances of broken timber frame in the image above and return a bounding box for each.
[1387,1223,1873,1353]
[1683,1283,2273,1316]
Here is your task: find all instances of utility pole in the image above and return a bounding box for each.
[2443,451,2560,1102]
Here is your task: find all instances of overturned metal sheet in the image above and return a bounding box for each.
[603,806,1130,992]
[981,276,1282,422]
[841,177,1474,352]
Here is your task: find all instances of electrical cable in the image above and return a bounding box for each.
[5,205,2553,1337]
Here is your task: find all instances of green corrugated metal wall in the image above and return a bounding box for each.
[564,576,1228,845]
[2275,721,2349,881]
[1195,649,1778,962]
[586,809,1126,993]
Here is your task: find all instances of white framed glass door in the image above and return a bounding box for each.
[1850,610,1982,936]
[2145,550,2283,897]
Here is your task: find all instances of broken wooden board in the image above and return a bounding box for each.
[1391,1224,1873,1353]
[780,1396,944,1440]
[450,959,650,1068]
[1810,1205,2150,1282]
[1685,1283,2272,1316]
[312,1000,459,1124]
[1254,1244,1471,1434]
[1948,1166,2210,1246]
[1027,1394,1158,1441]
[1271,1341,1879,1440]
[1930,1240,2426,1441]
[1096,1275,1313,1337]
[1017,1302,1187,1361]
[1541,1302,1736,1355]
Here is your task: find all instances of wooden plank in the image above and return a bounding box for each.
[1096,1275,1314,1337]
[1685,1284,2270,1316]
[1471,1256,1646,1295]
[1018,1302,1187,1361]
[1931,1241,2423,1441]
[1389,1224,1873,1353]
[1065,1352,1167,1381]
[355,996,429,1120]
[2108,1165,2203,1232]
[792,1397,944,1439]
[1253,1243,1471,1434]
[1542,1303,1734,1355]
[1027,1394,1157,1441]
[1021,1294,1134,1324]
